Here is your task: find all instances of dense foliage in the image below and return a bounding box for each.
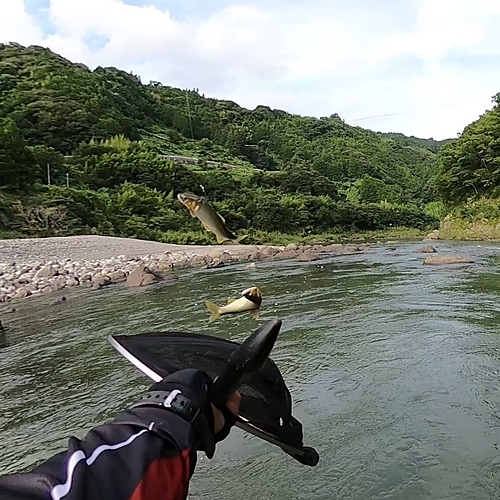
[0,43,442,243]
[437,94,500,204]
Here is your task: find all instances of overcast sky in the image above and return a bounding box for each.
[2,0,500,140]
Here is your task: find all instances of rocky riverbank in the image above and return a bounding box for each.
[0,236,368,303]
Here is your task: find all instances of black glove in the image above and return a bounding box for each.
[131,369,237,458]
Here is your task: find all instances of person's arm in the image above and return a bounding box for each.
[0,369,240,500]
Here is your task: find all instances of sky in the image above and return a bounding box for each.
[2,0,500,140]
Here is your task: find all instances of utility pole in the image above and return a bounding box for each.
[185,89,194,139]
[66,172,69,188]
[47,163,51,185]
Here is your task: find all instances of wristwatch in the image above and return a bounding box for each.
[131,389,200,423]
[130,388,217,458]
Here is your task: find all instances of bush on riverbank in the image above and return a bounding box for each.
[433,93,500,241]
[0,184,439,244]
[437,198,500,240]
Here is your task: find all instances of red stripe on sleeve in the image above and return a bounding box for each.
[129,448,192,500]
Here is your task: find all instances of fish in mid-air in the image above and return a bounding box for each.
[177,192,247,244]
[205,286,262,323]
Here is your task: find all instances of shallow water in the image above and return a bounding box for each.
[1,241,500,499]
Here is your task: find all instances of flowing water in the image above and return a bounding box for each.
[1,241,500,499]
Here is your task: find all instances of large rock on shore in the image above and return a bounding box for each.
[249,248,265,261]
[14,287,32,299]
[216,251,233,265]
[208,248,226,259]
[51,275,68,291]
[261,246,280,257]
[423,255,474,265]
[296,250,320,262]
[108,270,127,282]
[275,249,300,260]
[126,265,159,287]
[66,277,79,287]
[92,275,111,289]
[34,265,56,280]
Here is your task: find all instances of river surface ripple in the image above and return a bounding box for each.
[1,241,500,499]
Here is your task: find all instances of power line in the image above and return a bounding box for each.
[346,98,492,124]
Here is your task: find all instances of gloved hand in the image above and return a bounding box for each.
[132,369,240,458]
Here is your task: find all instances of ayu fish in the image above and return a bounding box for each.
[177,192,247,244]
[205,286,262,323]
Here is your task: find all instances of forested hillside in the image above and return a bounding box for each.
[437,94,500,203]
[0,42,443,244]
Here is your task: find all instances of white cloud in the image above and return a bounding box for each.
[1,0,500,139]
[0,0,44,46]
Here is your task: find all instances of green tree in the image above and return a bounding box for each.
[0,119,40,191]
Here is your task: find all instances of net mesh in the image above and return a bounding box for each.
[111,331,304,448]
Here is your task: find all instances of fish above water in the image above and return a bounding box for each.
[205,286,262,323]
[177,192,247,244]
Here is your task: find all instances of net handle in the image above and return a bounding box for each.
[209,319,282,408]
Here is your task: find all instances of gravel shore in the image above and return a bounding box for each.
[0,235,240,262]
[0,235,367,303]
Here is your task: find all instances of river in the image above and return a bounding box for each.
[1,241,500,499]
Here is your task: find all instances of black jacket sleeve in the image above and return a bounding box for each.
[0,406,198,500]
